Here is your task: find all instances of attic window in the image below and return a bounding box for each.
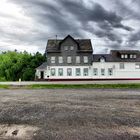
[121,54,124,59]
[65,46,68,50]
[124,54,128,58]
[130,54,136,59]
[100,57,105,62]
[121,54,128,59]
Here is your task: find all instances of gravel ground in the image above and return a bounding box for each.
[0,89,140,140]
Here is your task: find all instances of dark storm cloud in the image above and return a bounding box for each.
[11,0,133,35]
[59,0,133,30]
[9,0,84,37]
[3,0,139,53]
[114,0,140,20]
[129,31,140,42]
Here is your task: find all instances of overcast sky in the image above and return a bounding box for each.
[0,0,140,53]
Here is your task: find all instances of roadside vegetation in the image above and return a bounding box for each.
[0,50,46,81]
[28,83,140,89]
[0,83,140,89]
[28,84,140,89]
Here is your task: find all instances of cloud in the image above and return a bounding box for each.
[1,0,139,53]
[129,30,140,43]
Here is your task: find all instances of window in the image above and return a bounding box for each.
[135,63,140,69]
[51,57,55,63]
[130,54,133,58]
[67,68,72,76]
[121,54,128,59]
[83,68,88,76]
[124,54,128,58]
[120,63,125,69]
[58,68,63,76]
[134,54,137,58]
[130,54,136,59]
[101,69,105,76]
[100,57,105,62]
[70,46,74,50]
[76,56,80,64]
[67,56,72,63]
[58,56,63,63]
[76,68,81,76]
[108,68,113,76]
[121,54,125,59]
[83,56,88,63]
[40,71,44,79]
[65,46,68,50]
[51,68,55,76]
[93,68,98,76]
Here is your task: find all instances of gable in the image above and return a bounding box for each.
[46,35,93,53]
[59,35,78,47]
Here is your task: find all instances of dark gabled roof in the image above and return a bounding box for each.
[46,35,93,53]
[36,62,47,70]
[93,50,140,62]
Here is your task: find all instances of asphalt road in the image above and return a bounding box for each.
[1,80,140,85]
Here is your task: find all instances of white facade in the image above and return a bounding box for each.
[92,62,140,79]
[36,62,140,80]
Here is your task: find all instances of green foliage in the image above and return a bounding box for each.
[0,51,46,81]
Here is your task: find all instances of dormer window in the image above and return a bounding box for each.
[130,54,133,58]
[100,57,105,62]
[133,54,136,58]
[121,54,128,59]
[121,54,124,59]
[130,54,136,59]
[124,54,128,58]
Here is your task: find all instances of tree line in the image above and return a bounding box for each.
[0,51,46,81]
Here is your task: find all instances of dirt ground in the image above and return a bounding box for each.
[0,89,140,140]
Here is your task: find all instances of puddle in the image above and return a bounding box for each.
[0,124,39,139]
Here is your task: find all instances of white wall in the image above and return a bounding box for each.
[36,62,140,79]
[46,66,92,79]
[92,62,140,79]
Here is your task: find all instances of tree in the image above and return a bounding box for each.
[0,51,46,81]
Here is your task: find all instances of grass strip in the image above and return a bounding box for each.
[0,83,140,89]
[27,83,140,89]
[0,85,10,89]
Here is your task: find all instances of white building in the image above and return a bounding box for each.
[36,35,140,80]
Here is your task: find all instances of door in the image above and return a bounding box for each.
[40,71,44,79]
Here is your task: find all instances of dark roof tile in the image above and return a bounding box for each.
[36,62,47,70]
[46,35,92,53]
